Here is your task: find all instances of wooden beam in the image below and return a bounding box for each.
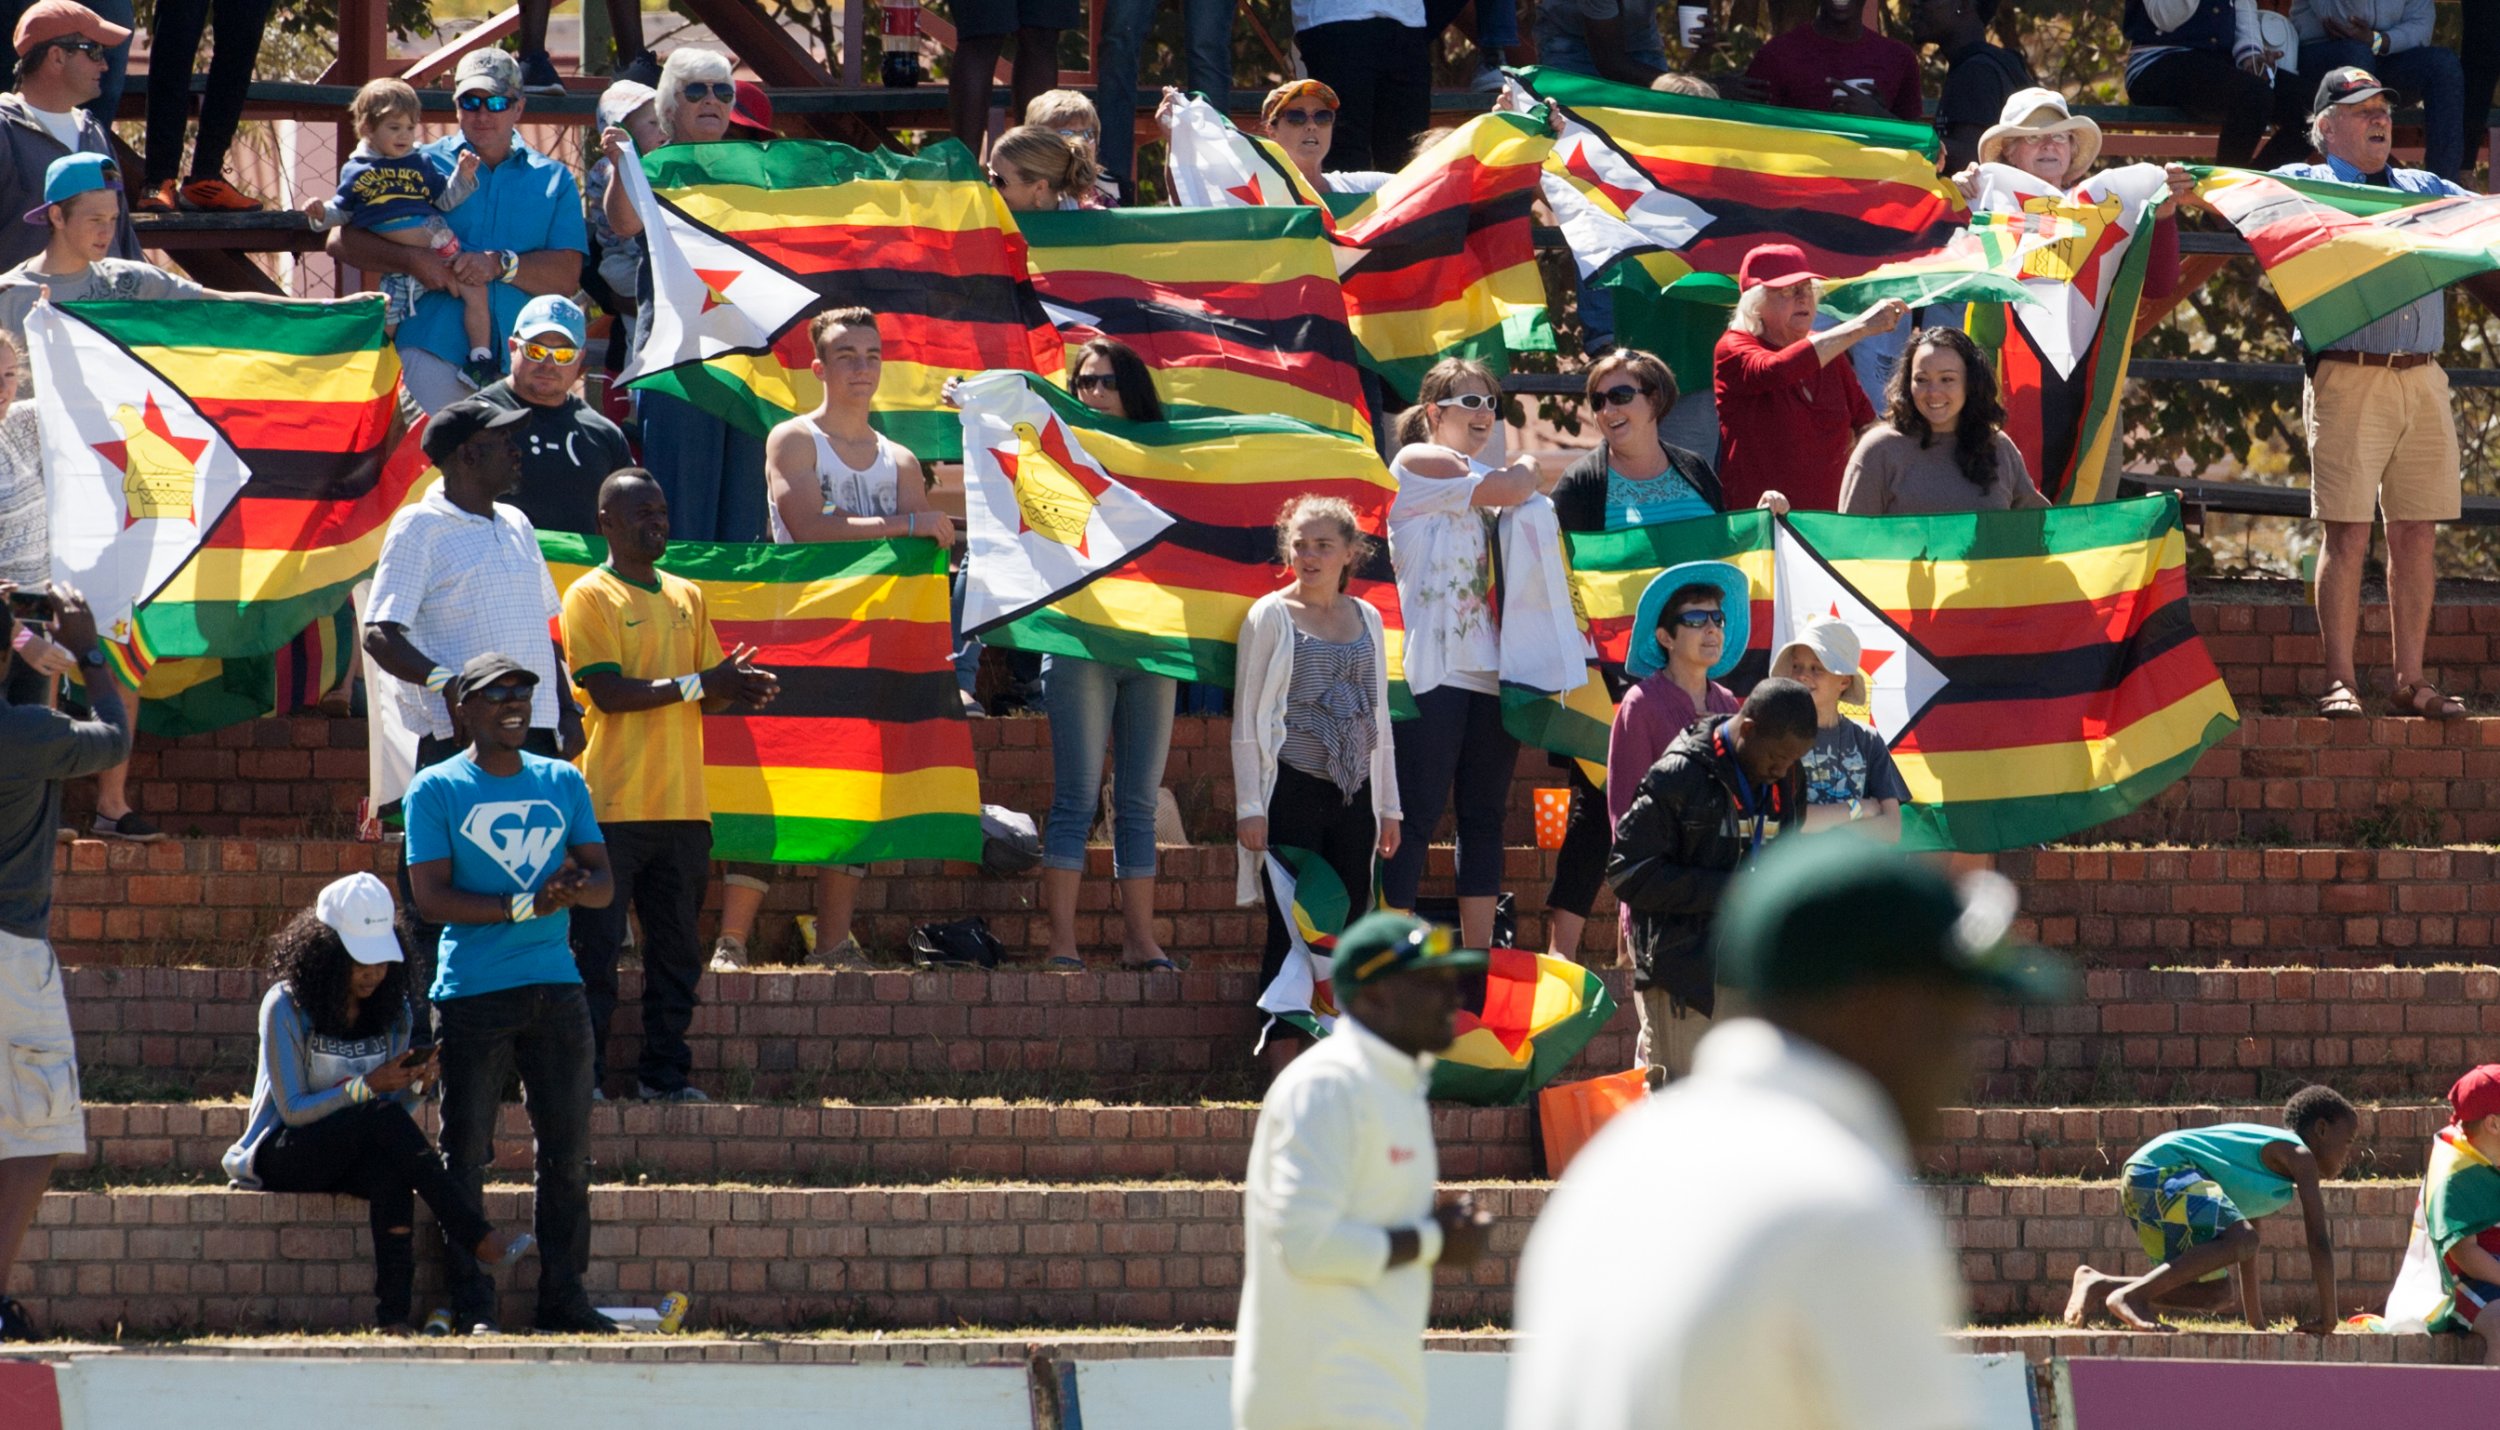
[401,8,524,87]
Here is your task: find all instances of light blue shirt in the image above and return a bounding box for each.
[394,134,589,371]
[2272,154,2468,354]
[2290,0,2433,51]
[403,750,603,1001]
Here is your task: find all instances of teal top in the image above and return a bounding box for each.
[2127,1123,2301,1220]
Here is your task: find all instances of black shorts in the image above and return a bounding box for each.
[952,0,1080,38]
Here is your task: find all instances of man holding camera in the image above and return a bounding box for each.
[0,578,127,1338]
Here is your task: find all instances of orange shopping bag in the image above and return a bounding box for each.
[1536,1066,1652,1178]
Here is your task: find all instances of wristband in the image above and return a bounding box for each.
[423,666,453,695]
[345,1074,373,1105]
[905,512,916,536]
[1413,1218,1445,1267]
[499,249,521,283]
[509,892,538,923]
[675,673,705,703]
[10,625,33,652]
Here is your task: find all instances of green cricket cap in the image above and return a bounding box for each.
[1331,912,1488,993]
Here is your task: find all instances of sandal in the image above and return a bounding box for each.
[2394,680,2468,720]
[1121,957,1182,973]
[1044,954,1087,972]
[2315,680,2364,719]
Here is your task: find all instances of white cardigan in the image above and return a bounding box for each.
[1230,588,1403,905]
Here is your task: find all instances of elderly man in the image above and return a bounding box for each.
[2268,68,2498,721]
[474,295,630,537]
[1510,835,2075,1430]
[2294,0,2463,179]
[1233,912,1494,1430]
[328,49,586,414]
[0,0,133,271]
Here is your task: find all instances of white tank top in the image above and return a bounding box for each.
[770,425,905,543]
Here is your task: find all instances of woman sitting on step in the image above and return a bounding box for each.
[221,872,533,1333]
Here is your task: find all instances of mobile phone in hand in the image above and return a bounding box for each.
[395,1047,432,1070]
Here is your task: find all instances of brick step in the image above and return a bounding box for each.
[72,1098,2458,1188]
[2194,582,2500,710]
[0,1179,2420,1336]
[69,964,2500,1103]
[2095,714,2500,846]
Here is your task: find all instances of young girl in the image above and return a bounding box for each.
[222,873,531,1331]
[1233,497,1402,1005]
[1768,616,1905,839]
[1378,357,1537,950]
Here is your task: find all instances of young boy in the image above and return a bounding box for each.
[1768,615,1905,840]
[2065,1084,2358,1332]
[307,79,492,381]
[2385,1064,2500,1362]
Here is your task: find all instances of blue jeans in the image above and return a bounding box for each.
[640,390,768,543]
[2304,40,2465,179]
[1042,654,1176,876]
[1095,0,1233,199]
[434,981,597,1322]
[1534,22,1668,81]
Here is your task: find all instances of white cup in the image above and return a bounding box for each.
[1676,4,1708,46]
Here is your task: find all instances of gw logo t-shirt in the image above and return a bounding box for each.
[404,750,604,1001]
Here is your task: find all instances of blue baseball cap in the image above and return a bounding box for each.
[511,293,586,346]
[24,152,119,226]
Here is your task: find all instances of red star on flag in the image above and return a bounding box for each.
[90,391,207,474]
[1831,601,1896,678]
[1564,138,1645,218]
[693,266,741,313]
[1225,176,1264,206]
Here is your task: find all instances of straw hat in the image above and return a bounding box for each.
[1976,87,2101,185]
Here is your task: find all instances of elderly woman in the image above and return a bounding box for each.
[599,48,768,542]
[1712,244,1905,513]
[1156,79,1394,197]
[1957,89,2187,295]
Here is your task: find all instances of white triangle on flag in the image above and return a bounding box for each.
[28,300,250,644]
[1165,93,1298,211]
[955,369,1177,635]
[615,143,820,385]
[1770,522,1948,744]
[1536,105,1713,281]
[1969,161,2168,381]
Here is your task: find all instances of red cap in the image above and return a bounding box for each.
[13,0,128,57]
[1738,242,1820,292]
[730,81,775,138]
[2451,1065,2500,1126]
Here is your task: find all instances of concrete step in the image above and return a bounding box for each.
[66,963,2500,1102]
[0,1178,2421,1336]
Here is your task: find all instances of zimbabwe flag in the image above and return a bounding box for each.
[1434,948,1617,1106]
[2192,165,2492,349]
[1564,509,1774,677]
[956,371,1409,700]
[620,139,1063,459]
[2387,1122,2500,1333]
[540,532,982,865]
[1020,205,1371,440]
[28,297,409,680]
[132,604,358,738]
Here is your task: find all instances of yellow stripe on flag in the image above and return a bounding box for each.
[1892,679,2237,803]
[706,762,983,820]
[666,178,1007,234]
[124,344,401,405]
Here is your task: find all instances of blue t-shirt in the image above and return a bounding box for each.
[402,750,603,1001]
[395,134,588,373]
[333,146,448,234]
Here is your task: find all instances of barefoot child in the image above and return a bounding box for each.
[307,79,494,383]
[2384,1065,2500,1363]
[2066,1085,2356,1332]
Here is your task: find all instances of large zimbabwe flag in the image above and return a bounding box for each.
[621,139,1063,459]
[131,604,358,738]
[1019,205,1371,440]
[540,532,983,865]
[956,371,1409,699]
[2192,165,2495,349]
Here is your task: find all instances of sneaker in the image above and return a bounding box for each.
[466,1317,502,1337]
[133,178,179,214]
[590,1087,607,1102]
[535,1302,620,1334]
[958,689,987,718]
[462,355,503,390]
[0,1295,39,1343]
[91,810,166,843]
[636,1082,710,1103]
[178,177,265,212]
[708,934,749,972]
[421,1307,455,1337]
[807,934,866,970]
[615,49,661,86]
[519,49,567,96]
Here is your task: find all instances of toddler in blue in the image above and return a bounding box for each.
[306,78,493,382]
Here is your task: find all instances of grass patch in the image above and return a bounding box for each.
[79,1066,203,1103]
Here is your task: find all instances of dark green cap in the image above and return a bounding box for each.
[1712,835,2076,1004]
[1331,912,1489,993]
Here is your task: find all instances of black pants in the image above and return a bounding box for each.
[570,819,711,1095]
[396,728,562,1042]
[1379,684,1519,908]
[142,0,279,186]
[2466,0,2500,171]
[1259,765,1376,988]
[2127,49,2312,168]
[251,1099,494,1327]
[434,981,596,1323]
[1296,16,1432,174]
[1546,759,1612,921]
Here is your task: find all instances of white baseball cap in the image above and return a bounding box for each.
[316,872,405,965]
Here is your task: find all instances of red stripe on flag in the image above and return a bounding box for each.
[723,221,1027,279]
[192,393,396,454]
[707,712,974,773]
[1894,638,2227,756]
[1882,567,2186,660]
[710,616,949,669]
[193,423,428,550]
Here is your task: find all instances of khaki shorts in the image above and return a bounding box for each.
[2303,359,2461,524]
[0,929,84,1160]
[1632,985,1748,1082]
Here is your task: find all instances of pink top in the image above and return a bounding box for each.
[1606,672,1740,935]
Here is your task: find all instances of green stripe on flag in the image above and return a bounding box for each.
[633,361,965,460]
[1898,717,2231,853]
[643,134,981,191]
[539,529,943,582]
[1018,204,1331,246]
[1782,493,2179,562]
[1519,65,1945,160]
[60,298,387,353]
[713,811,986,867]
[137,576,366,662]
[1566,508,1774,572]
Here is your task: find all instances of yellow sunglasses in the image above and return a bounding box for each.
[521,341,580,364]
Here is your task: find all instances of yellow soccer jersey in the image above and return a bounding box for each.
[561,564,725,824]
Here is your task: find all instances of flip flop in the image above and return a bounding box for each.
[1045,954,1087,972]
[1122,957,1182,973]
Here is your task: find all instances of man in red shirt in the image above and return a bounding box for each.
[1712,244,1903,513]
[1746,0,1926,121]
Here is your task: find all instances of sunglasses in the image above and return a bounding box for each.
[1591,383,1654,409]
[1053,126,1097,143]
[1671,609,1726,630]
[457,92,516,112]
[521,342,580,365]
[1433,392,1497,412]
[1072,373,1119,394]
[1276,107,1335,127]
[467,682,534,704]
[986,168,1025,190]
[681,82,737,103]
[50,38,103,57]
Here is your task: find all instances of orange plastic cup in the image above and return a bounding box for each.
[1532,787,1571,850]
